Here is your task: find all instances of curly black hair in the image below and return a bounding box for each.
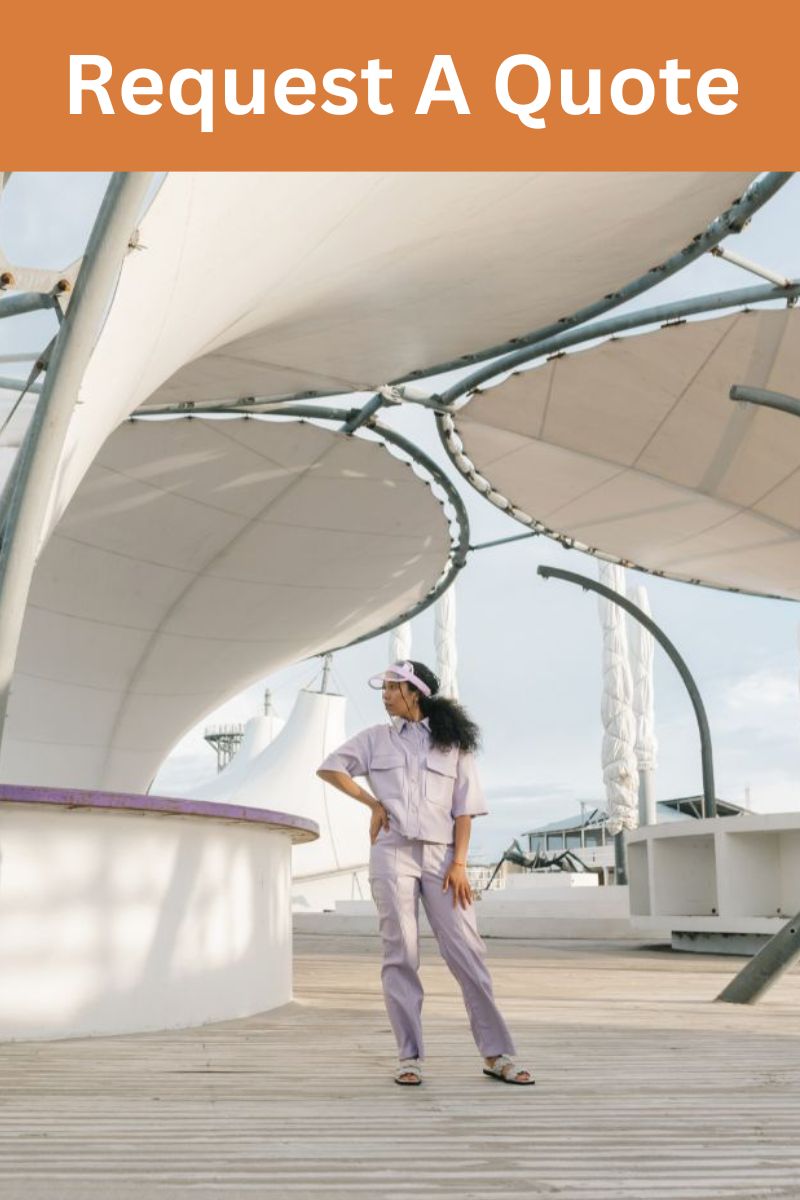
[405,660,481,753]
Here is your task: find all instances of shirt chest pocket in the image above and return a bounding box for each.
[425,749,458,809]
[367,752,406,800]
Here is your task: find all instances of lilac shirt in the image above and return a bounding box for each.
[318,717,487,845]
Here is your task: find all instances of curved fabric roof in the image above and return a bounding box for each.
[177,688,370,883]
[447,306,800,600]
[1,417,452,792]
[42,171,754,540]
[185,708,284,803]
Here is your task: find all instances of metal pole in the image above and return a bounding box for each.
[470,531,541,553]
[0,375,43,394]
[0,292,58,321]
[396,172,793,386]
[710,245,793,288]
[437,279,800,406]
[339,393,385,434]
[538,565,716,818]
[719,373,800,999]
[0,173,152,747]
[614,834,628,885]
[716,911,800,1004]
[730,384,800,419]
[638,770,657,827]
[134,276,800,425]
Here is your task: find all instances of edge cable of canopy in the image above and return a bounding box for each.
[435,280,800,603]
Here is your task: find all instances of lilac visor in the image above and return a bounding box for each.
[368,661,433,697]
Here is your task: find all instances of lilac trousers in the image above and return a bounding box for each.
[369,827,516,1061]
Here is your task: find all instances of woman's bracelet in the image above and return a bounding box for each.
[452,860,467,866]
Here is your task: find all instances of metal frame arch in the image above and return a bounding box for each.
[393,171,792,385]
[436,279,800,408]
[538,565,717,819]
[134,173,792,425]
[0,172,154,751]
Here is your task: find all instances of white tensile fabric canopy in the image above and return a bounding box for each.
[0,248,81,298]
[184,706,285,803]
[174,687,370,908]
[1,416,451,793]
[449,306,800,600]
[37,171,754,543]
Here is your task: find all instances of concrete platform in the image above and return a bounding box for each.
[0,933,798,1198]
[294,883,666,939]
[293,908,651,939]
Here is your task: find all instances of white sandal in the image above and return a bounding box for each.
[483,1053,535,1085]
[394,1058,422,1086]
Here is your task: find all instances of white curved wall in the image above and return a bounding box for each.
[0,795,312,1041]
[172,689,372,911]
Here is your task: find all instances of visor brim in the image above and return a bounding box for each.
[368,671,405,689]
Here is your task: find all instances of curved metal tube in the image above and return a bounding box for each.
[396,171,793,385]
[537,565,716,818]
[134,176,794,421]
[0,173,153,746]
[437,278,800,406]
[730,384,800,419]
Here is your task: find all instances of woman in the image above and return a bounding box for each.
[317,660,534,1087]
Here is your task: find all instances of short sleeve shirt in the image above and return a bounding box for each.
[318,717,487,845]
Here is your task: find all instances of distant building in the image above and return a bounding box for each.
[514,797,747,885]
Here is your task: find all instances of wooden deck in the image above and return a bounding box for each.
[1,933,799,1199]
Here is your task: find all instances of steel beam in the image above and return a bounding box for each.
[0,173,152,746]
[716,911,800,1004]
[437,279,800,406]
[711,245,793,288]
[339,393,386,434]
[0,375,43,395]
[730,384,800,419]
[0,292,58,320]
[396,172,792,385]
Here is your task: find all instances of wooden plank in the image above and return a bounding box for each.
[0,935,798,1198]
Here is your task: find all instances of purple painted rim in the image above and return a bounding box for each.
[0,783,319,844]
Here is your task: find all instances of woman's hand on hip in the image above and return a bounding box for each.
[442,863,473,909]
[369,801,390,844]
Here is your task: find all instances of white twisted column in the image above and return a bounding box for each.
[597,563,639,837]
[389,622,412,665]
[435,585,459,698]
[630,585,658,826]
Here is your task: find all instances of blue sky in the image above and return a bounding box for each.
[2,172,799,859]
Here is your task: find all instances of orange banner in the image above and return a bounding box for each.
[3,0,797,169]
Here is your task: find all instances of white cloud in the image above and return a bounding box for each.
[715,667,800,743]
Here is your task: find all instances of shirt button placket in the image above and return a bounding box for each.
[408,726,422,840]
